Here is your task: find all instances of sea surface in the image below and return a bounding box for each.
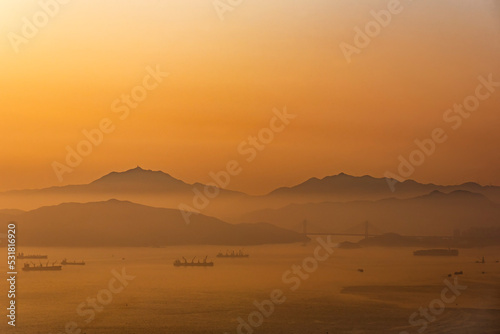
[1,240,499,334]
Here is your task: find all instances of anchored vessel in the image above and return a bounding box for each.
[61,259,85,265]
[173,256,214,267]
[17,252,48,259]
[216,250,249,258]
[413,249,459,256]
[22,262,62,271]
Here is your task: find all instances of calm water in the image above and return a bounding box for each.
[1,241,499,334]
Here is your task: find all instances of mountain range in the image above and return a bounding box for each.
[2,167,499,212]
[1,167,499,242]
[239,190,500,236]
[0,199,306,247]
[267,172,500,203]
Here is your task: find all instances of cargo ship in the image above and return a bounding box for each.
[173,256,214,267]
[413,249,459,256]
[22,262,62,271]
[61,259,85,265]
[17,253,48,259]
[216,250,249,258]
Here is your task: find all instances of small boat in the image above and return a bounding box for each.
[18,252,48,259]
[173,256,214,267]
[216,250,249,258]
[22,262,62,271]
[413,249,458,256]
[61,259,85,265]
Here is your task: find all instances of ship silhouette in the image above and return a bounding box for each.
[173,256,214,267]
[61,258,86,265]
[18,252,48,259]
[22,261,62,271]
[216,250,249,258]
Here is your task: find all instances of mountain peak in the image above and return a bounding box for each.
[323,173,379,181]
[123,166,156,174]
[327,172,354,179]
[90,167,188,190]
[94,167,169,179]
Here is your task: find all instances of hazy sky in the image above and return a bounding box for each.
[0,0,499,194]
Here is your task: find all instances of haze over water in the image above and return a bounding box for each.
[1,242,499,334]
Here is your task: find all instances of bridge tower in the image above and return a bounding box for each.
[302,220,308,235]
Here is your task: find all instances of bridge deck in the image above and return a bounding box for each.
[304,233,454,238]
[305,233,377,237]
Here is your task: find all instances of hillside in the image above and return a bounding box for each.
[266,173,500,203]
[0,199,307,246]
[0,167,249,214]
[239,190,500,236]
[1,169,499,221]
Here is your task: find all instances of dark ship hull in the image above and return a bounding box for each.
[173,262,214,267]
[174,256,214,267]
[61,258,85,265]
[216,250,249,258]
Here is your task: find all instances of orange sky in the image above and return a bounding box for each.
[0,0,499,194]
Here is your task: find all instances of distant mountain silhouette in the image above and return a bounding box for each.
[89,166,192,191]
[265,173,500,204]
[240,190,500,236]
[0,167,247,212]
[0,199,307,247]
[6,167,243,195]
[1,169,499,220]
[419,189,487,200]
